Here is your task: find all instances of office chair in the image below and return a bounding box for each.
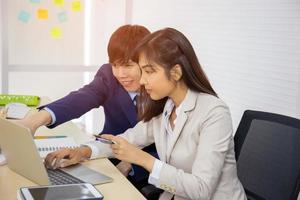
[234,110,300,200]
[141,184,163,200]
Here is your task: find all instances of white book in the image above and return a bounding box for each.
[34,137,80,158]
[5,103,30,119]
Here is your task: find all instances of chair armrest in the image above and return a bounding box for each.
[141,184,163,200]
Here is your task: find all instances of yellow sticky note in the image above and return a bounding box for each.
[53,0,64,7]
[37,9,48,20]
[50,27,62,39]
[71,1,81,12]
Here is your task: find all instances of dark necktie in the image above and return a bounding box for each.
[133,95,139,112]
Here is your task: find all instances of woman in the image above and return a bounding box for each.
[45,28,246,200]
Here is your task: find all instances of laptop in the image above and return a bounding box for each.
[0,118,113,185]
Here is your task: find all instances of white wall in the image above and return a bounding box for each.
[8,0,84,66]
[8,72,85,101]
[4,0,300,132]
[88,0,127,65]
[8,0,126,100]
[6,0,126,134]
[0,1,2,93]
[82,0,127,134]
[132,0,300,130]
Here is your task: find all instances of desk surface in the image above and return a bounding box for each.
[0,105,146,200]
[0,159,145,200]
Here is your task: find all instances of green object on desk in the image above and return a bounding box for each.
[0,94,40,106]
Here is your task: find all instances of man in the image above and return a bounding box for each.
[19,24,156,189]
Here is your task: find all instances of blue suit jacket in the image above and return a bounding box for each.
[42,64,157,182]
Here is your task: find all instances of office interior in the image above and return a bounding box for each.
[1,0,300,133]
[0,0,300,199]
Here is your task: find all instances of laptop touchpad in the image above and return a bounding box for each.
[61,164,113,185]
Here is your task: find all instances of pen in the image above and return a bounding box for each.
[93,134,116,144]
[34,135,67,139]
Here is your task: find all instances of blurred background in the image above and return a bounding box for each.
[1,0,299,134]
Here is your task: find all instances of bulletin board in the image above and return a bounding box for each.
[7,0,85,65]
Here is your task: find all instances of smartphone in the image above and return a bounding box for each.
[93,134,116,144]
[19,183,103,200]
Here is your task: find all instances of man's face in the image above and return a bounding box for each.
[112,60,141,92]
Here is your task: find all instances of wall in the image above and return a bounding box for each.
[8,0,84,66]
[6,0,126,134]
[0,3,2,93]
[0,1,3,93]
[4,0,300,132]
[131,0,300,130]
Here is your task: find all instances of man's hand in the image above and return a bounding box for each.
[18,110,52,134]
[0,108,7,118]
[0,108,51,135]
[116,161,132,177]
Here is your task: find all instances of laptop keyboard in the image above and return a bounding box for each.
[47,168,85,185]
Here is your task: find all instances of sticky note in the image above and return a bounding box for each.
[58,11,67,22]
[30,0,41,3]
[53,0,64,7]
[37,9,48,20]
[18,11,30,23]
[50,27,62,39]
[71,1,82,12]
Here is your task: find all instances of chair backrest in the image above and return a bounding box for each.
[234,110,300,200]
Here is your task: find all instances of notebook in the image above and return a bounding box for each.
[5,103,31,119]
[34,137,80,158]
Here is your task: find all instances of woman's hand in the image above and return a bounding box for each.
[101,134,155,172]
[44,146,92,169]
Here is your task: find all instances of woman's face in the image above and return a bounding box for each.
[139,53,176,100]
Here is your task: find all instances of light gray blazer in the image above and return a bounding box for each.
[88,89,246,200]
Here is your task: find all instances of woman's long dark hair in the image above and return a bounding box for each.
[134,28,217,122]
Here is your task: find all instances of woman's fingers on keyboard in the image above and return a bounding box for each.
[59,148,82,168]
[59,159,75,168]
[44,152,56,169]
[44,148,71,169]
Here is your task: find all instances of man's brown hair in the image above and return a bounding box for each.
[108,25,150,65]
